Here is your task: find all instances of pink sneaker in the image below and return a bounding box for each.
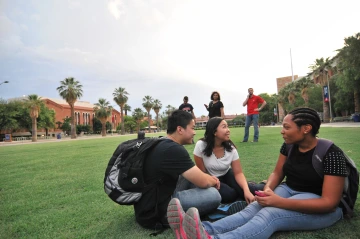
[167,198,187,239]
[184,208,211,239]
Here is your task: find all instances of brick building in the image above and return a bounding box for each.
[3,97,121,136]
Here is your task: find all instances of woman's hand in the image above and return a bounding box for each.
[255,188,281,207]
[244,190,255,204]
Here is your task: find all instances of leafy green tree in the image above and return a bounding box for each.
[0,99,22,132]
[93,98,112,137]
[336,33,360,113]
[113,87,129,135]
[57,77,83,139]
[142,96,154,132]
[38,104,56,137]
[123,115,137,133]
[26,94,42,142]
[92,118,102,134]
[132,108,144,131]
[152,99,162,130]
[60,118,71,135]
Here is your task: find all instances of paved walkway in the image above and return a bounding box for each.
[1,122,359,147]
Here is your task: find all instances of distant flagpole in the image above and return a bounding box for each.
[290,48,294,82]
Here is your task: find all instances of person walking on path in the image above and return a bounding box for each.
[204,91,225,119]
[242,88,266,142]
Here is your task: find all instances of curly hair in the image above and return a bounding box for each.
[288,107,321,137]
[200,117,236,157]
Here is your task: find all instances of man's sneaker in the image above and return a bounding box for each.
[241,140,248,143]
[167,198,187,239]
[251,140,258,143]
[184,208,211,239]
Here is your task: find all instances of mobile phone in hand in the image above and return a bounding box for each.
[255,191,267,197]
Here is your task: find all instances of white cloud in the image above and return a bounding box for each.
[107,0,125,20]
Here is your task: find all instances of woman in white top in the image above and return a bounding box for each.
[194,117,255,204]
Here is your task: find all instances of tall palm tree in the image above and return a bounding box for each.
[165,104,176,116]
[113,87,129,135]
[152,99,162,130]
[94,98,112,137]
[26,94,43,142]
[295,77,314,105]
[142,95,154,132]
[309,57,333,122]
[132,108,144,132]
[57,77,83,139]
[124,103,131,116]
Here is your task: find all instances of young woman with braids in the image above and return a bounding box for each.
[168,107,347,239]
[193,117,259,204]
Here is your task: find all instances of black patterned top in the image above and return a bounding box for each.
[280,142,347,195]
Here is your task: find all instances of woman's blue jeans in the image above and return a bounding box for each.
[173,176,221,215]
[202,184,343,239]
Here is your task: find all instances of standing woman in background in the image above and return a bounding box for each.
[204,91,224,118]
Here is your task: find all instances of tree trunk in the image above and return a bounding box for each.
[101,122,106,137]
[32,117,37,142]
[147,110,151,133]
[120,106,125,135]
[354,90,360,113]
[70,105,76,139]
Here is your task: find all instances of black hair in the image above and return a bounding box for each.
[167,110,193,134]
[210,91,221,100]
[200,117,236,157]
[183,96,188,101]
[288,107,321,137]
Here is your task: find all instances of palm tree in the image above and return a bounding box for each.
[124,103,131,116]
[94,98,112,137]
[132,108,144,132]
[152,99,162,131]
[57,77,83,139]
[295,77,314,105]
[142,95,154,132]
[113,87,129,135]
[26,94,43,142]
[165,104,176,116]
[309,57,333,122]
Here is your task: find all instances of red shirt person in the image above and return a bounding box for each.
[242,88,266,142]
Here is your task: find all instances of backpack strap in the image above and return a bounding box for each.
[311,138,334,178]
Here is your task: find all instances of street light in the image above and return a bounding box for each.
[0,81,9,85]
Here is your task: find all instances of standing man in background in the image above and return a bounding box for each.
[179,96,196,143]
[242,88,266,143]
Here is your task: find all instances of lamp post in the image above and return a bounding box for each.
[0,80,9,85]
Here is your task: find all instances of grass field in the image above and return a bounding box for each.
[1,127,360,239]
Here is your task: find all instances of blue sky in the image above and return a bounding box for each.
[0,0,359,117]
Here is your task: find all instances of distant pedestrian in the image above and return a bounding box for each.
[179,96,196,143]
[204,91,224,119]
[242,88,266,143]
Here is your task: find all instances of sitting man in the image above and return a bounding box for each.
[134,110,221,230]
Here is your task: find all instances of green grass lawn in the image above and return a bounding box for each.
[1,127,360,239]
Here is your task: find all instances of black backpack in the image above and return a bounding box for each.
[104,137,164,205]
[286,138,359,218]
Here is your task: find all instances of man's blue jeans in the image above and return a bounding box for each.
[243,114,259,142]
[173,176,221,215]
[202,184,343,239]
